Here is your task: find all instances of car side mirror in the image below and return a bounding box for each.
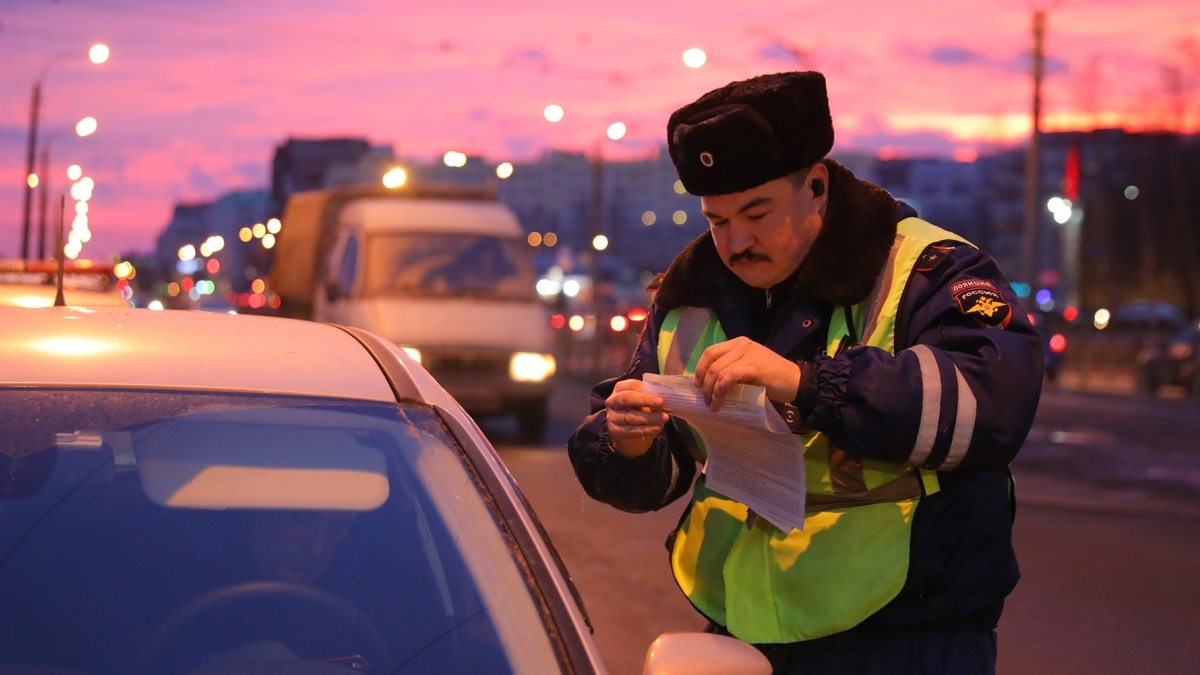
[643,632,772,675]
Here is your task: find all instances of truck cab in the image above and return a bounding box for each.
[269,185,556,442]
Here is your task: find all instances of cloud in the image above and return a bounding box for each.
[924,44,1070,76]
[838,128,964,159]
[758,41,811,65]
[928,46,989,67]
[503,49,551,70]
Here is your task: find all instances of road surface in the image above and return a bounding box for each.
[481,380,1200,675]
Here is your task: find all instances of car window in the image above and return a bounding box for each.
[363,233,537,301]
[0,389,561,675]
[337,235,359,297]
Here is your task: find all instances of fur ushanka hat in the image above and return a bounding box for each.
[667,71,834,196]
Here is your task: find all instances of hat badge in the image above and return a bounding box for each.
[699,151,714,167]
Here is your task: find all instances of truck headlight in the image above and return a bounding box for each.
[510,352,556,382]
[401,347,422,365]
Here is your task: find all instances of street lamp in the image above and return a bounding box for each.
[20,43,110,259]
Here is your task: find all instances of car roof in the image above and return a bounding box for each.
[338,197,522,236]
[0,306,396,402]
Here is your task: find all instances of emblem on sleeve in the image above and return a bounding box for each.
[950,278,1012,328]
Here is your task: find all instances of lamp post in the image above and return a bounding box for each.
[20,43,109,259]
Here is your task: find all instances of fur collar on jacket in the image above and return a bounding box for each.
[654,159,900,310]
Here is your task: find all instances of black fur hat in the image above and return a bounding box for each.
[667,71,834,196]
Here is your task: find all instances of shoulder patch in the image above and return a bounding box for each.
[950,278,1012,328]
[914,245,955,273]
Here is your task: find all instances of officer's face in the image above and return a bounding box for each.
[701,166,827,289]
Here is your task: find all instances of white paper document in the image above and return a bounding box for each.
[642,373,806,533]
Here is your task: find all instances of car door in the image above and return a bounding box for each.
[318,231,361,326]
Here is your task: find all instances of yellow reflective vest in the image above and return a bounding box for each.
[659,218,970,644]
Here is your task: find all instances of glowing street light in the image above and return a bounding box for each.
[382,167,407,188]
[592,234,609,251]
[75,116,98,137]
[89,44,110,64]
[543,104,564,123]
[67,164,82,180]
[606,122,626,141]
[683,48,708,68]
[496,162,514,179]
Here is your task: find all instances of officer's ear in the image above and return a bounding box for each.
[806,162,829,207]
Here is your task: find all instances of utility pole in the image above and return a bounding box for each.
[588,145,605,377]
[1022,9,1046,296]
[36,146,49,260]
[21,81,42,260]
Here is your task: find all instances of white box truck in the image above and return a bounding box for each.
[268,183,556,441]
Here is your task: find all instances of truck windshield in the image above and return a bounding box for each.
[364,233,538,300]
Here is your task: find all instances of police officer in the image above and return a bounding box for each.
[567,71,1043,674]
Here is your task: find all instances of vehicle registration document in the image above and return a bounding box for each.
[642,373,806,533]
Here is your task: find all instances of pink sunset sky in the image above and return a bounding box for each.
[2,0,1198,258]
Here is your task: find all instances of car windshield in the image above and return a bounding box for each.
[363,233,537,301]
[0,389,560,675]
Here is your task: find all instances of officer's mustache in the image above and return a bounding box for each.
[728,250,771,265]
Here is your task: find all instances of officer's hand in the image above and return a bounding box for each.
[694,337,801,411]
[604,379,669,458]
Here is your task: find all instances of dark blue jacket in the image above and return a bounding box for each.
[568,160,1044,634]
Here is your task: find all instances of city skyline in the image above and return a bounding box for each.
[2,0,1198,258]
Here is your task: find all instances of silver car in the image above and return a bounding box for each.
[0,306,603,674]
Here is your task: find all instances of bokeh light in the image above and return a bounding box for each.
[382,167,407,188]
[89,43,110,64]
[75,117,98,137]
[682,48,707,68]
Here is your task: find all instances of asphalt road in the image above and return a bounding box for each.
[481,379,1200,675]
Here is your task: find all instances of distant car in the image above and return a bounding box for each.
[1137,321,1200,396]
[0,306,768,675]
[1043,331,1066,382]
[0,259,130,308]
[1110,299,1187,331]
[1029,311,1066,383]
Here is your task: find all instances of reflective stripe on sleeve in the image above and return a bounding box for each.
[908,344,941,466]
[940,366,977,470]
